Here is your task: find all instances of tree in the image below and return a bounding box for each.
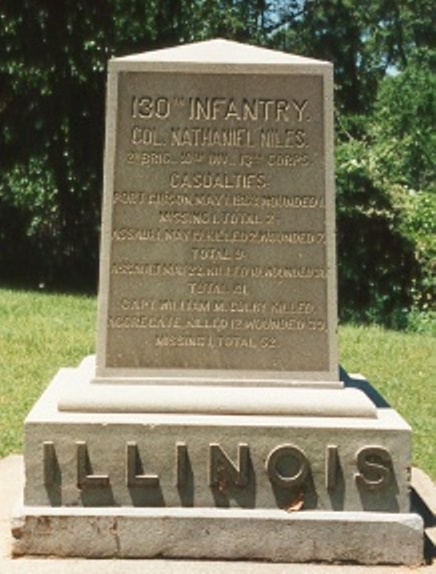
[0,1,196,288]
[336,52,435,327]
[0,0,433,329]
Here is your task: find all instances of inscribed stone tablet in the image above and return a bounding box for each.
[97,45,337,379]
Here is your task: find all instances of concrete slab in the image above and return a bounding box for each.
[2,455,435,572]
[0,455,23,559]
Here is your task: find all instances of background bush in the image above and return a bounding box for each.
[0,1,434,328]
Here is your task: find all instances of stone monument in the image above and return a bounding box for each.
[12,39,423,564]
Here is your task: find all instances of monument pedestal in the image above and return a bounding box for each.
[12,359,423,564]
[57,356,377,418]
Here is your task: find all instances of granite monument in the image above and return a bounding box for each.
[12,39,423,565]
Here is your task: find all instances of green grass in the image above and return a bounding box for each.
[339,324,435,478]
[0,288,96,456]
[0,288,434,478]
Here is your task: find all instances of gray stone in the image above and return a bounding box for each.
[12,506,423,564]
[412,467,436,518]
[61,37,371,418]
[96,38,338,383]
[23,366,411,513]
[57,356,376,417]
[3,455,431,571]
[12,39,425,565]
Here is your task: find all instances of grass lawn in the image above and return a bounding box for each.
[0,288,96,457]
[0,288,434,479]
[339,325,435,478]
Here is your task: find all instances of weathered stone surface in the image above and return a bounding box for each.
[96,38,338,382]
[12,506,424,565]
[57,356,376,417]
[24,365,410,513]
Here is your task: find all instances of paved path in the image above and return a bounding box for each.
[1,455,434,573]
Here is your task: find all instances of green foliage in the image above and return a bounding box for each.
[194,0,268,43]
[0,1,434,327]
[335,54,435,328]
[0,0,109,288]
[336,139,419,328]
[0,1,202,289]
[0,288,95,455]
[265,0,434,117]
[371,51,435,190]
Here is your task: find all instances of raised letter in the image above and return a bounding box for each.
[76,441,109,489]
[176,442,188,487]
[355,445,393,490]
[209,443,249,487]
[325,445,339,490]
[266,444,309,488]
[43,441,56,486]
[126,441,159,487]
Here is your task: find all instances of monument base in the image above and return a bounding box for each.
[13,361,424,564]
[12,506,423,564]
[57,356,377,417]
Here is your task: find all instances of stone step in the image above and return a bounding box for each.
[411,467,436,562]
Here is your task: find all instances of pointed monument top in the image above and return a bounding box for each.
[113,38,328,66]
